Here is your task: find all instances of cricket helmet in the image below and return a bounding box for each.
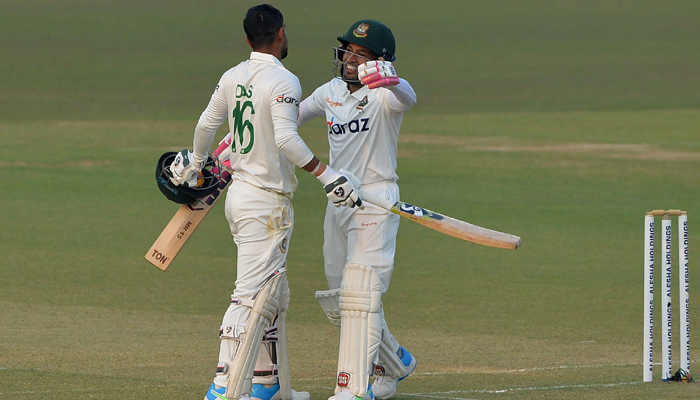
[337,20,396,62]
[155,151,220,205]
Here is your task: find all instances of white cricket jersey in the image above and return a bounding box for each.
[305,78,406,184]
[193,52,306,195]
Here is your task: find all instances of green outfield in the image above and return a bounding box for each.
[1,1,699,399]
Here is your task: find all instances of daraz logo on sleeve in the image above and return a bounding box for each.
[275,94,299,106]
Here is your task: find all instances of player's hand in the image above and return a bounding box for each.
[324,170,364,209]
[168,149,201,187]
[358,60,399,89]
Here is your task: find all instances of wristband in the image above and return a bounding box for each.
[310,162,322,176]
[317,165,341,186]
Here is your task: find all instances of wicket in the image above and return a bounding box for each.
[643,209,691,382]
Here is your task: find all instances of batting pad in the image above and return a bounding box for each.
[275,277,292,400]
[337,263,383,397]
[376,308,407,379]
[315,288,341,326]
[223,270,285,399]
[316,287,406,379]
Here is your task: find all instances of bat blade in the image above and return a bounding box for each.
[359,190,522,249]
[144,171,232,271]
[393,201,521,249]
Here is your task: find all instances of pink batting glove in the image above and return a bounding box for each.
[366,75,400,89]
[359,60,399,89]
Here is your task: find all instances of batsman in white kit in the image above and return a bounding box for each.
[166,5,363,400]
[298,20,418,400]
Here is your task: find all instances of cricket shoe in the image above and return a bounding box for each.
[251,382,311,400]
[328,387,373,400]
[372,347,417,399]
[204,382,252,400]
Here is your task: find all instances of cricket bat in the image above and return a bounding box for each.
[145,136,233,271]
[359,190,522,249]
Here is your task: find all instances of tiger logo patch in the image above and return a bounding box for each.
[353,23,369,38]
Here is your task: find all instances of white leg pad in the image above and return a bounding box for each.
[275,278,292,400]
[251,277,300,400]
[317,285,406,380]
[376,308,407,378]
[315,288,341,326]
[336,263,383,397]
[222,270,286,399]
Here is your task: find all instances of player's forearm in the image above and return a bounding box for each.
[192,122,217,167]
[273,112,315,167]
[276,128,337,186]
[277,133,315,167]
[388,79,417,112]
[192,95,228,167]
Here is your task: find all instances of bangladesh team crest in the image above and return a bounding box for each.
[353,23,370,38]
[356,95,368,113]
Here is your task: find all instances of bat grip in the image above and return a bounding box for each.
[212,135,231,158]
[358,189,394,211]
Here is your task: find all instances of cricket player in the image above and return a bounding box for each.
[297,20,418,400]
[168,5,363,400]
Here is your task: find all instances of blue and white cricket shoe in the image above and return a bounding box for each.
[251,382,311,400]
[372,347,417,399]
[205,383,247,400]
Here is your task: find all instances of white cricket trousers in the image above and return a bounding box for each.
[225,179,294,298]
[213,179,294,389]
[323,180,400,294]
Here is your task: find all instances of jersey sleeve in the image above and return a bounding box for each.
[305,84,328,117]
[192,74,229,167]
[298,98,324,127]
[387,78,417,113]
[270,73,315,167]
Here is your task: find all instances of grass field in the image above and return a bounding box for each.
[1,1,700,399]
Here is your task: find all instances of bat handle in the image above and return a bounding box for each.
[358,189,394,211]
[212,134,232,159]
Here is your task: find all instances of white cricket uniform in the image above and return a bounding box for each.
[299,77,416,293]
[300,77,417,392]
[192,52,316,390]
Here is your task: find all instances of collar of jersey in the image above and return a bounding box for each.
[249,51,285,67]
[350,84,370,100]
[331,77,371,100]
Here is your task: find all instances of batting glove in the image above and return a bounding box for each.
[321,169,364,209]
[359,60,400,89]
[168,149,202,187]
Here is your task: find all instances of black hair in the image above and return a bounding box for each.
[243,4,284,50]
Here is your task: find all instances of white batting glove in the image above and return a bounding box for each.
[168,149,201,187]
[318,167,364,209]
[358,60,400,89]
